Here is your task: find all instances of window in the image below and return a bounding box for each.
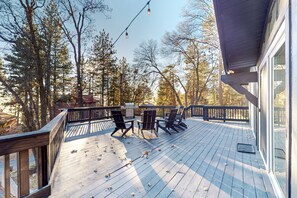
[272,43,286,195]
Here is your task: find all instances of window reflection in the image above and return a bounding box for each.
[273,43,286,195]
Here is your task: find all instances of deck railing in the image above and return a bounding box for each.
[0,104,248,197]
[201,106,249,122]
[67,106,120,123]
[66,105,249,123]
[0,110,67,198]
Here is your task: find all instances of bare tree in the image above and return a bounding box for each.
[161,0,219,105]
[0,0,48,127]
[57,0,110,106]
[134,40,183,105]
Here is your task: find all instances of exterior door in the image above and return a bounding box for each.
[272,43,287,196]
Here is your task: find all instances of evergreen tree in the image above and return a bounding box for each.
[88,30,117,106]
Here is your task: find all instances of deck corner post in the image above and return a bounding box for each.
[203,106,209,121]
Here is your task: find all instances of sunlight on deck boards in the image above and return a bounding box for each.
[50,118,276,198]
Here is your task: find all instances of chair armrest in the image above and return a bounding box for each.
[157,119,166,124]
[124,120,134,124]
[137,120,143,124]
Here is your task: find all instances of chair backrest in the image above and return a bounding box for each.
[176,107,185,123]
[111,110,126,129]
[166,109,178,127]
[177,106,184,115]
[142,110,156,130]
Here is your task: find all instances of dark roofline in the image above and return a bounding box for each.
[213,0,271,73]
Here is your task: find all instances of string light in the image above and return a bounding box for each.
[125,29,129,39]
[111,0,152,46]
[148,3,151,16]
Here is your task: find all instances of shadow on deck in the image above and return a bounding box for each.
[50,118,276,198]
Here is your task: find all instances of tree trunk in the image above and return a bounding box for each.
[76,33,83,107]
[23,1,47,127]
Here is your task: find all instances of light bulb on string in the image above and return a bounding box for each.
[125,30,129,39]
[147,4,151,16]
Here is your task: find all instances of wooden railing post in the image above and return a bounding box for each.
[191,106,193,117]
[223,107,226,122]
[89,108,92,123]
[4,155,10,198]
[17,150,30,197]
[203,106,209,121]
[162,108,165,118]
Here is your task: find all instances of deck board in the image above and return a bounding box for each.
[50,118,276,198]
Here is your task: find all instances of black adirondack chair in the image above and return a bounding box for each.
[137,110,157,139]
[174,107,188,129]
[111,110,134,137]
[157,109,178,135]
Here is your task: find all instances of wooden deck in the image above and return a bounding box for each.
[50,118,276,198]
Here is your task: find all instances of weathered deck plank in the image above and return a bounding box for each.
[50,118,276,198]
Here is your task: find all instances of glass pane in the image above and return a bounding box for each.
[260,66,268,162]
[273,43,286,195]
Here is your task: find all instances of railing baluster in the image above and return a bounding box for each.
[38,146,48,188]
[17,150,30,197]
[4,154,10,198]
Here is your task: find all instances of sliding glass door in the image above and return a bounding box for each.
[272,43,287,196]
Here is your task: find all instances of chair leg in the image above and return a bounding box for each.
[141,129,145,139]
[171,126,179,133]
[111,128,120,136]
[180,122,188,128]
[158,125,171,135]
[122,126,133,137]
[132,122,134,133]
[174,124,186,130]
[154,128,158,137]
[122,128,130,137]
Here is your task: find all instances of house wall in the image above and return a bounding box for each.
[256,0,290,197]
[290,0,297,197]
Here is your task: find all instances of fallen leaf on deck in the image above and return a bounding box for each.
[158,148,161,151]
[97,158,101,161]
[94,169,97,173]
[224,163,228,166]
[166,170,171,173]
[105,173,111,178]
[71,150,77,154]
[148,183,152,187]
[131,192,135,197]
[107,186,112,190]
[203,186,209,191]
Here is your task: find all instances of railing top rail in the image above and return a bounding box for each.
[201,105,248,108]
[0,110,67,155]
[65,106,120,111]
[138,105,177,108]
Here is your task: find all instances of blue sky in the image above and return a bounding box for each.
[94,0,187,63]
